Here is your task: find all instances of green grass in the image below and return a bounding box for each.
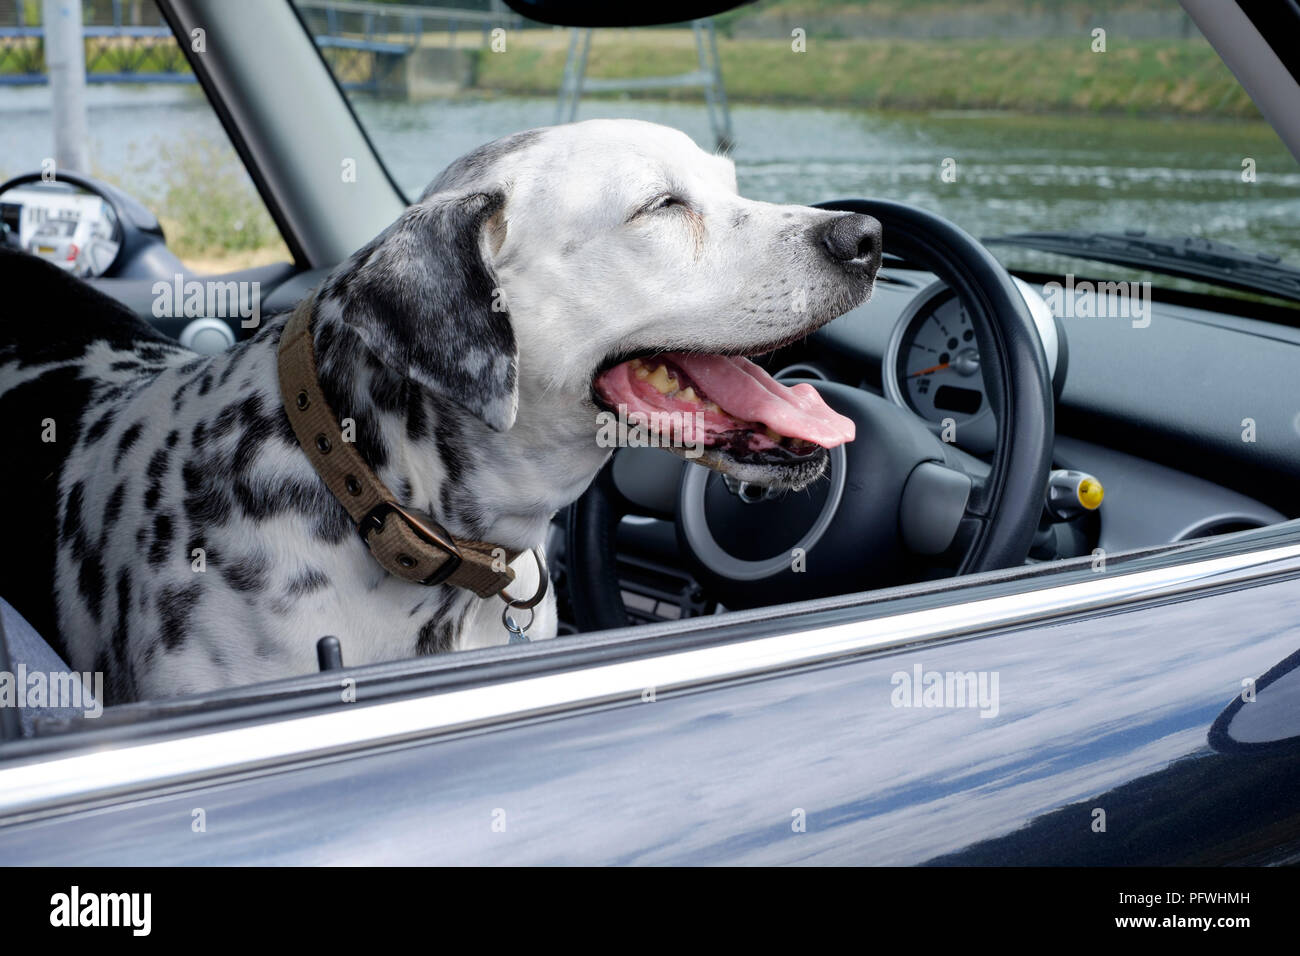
[476,32,1258,118]
[88,138,287,267]
[138,140,283,260]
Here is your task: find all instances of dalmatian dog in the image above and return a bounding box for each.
[0,119,880,702]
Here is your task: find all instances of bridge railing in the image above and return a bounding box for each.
[1,0,181,85]
[0,0,519,88]
[296,0,520,51]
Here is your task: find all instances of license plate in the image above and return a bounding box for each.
[37,245,56,254]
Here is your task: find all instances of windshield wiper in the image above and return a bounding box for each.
[982,230,1300,305]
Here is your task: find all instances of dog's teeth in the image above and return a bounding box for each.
[703,400,721,413]
[648,365,675,393]
[765,426,784,441]
[633,364,650,380]
[680,386,699,403]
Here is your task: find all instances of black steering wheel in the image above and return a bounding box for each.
[567,200,1054,630]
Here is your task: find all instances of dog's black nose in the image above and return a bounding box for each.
[822,213,882,271]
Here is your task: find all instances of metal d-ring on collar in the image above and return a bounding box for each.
[500,548,549,640]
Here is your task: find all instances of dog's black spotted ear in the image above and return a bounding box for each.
[320,189,518,432]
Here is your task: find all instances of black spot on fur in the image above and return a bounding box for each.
[183,465,234,528]
[93,649,112,688]
[416,615,456,655]
[157,583,201,651]
[314,506,351,544]
[108,567,135,701]
[435,406,473,523]
[114,421,143,469]
[231,405,277,476]
[148,513,174,568]
[83,408,116,445]
[405,388,428,442]
[414,590,462,655]
[369,366,406,414]
[285,566,329,596]
[102,481,126,531]
[61,481,85,544]
[143,444,171,510]
[216,342,246,388]
[77,550,105,624]
[137,344,173,363]
[454,501,487,539]
[211,394,265,443]
[435,406,467,488]
[146,445,170,480]
[223,552,267,593]
[352,410,389,470]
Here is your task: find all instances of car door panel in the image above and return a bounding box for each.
[2,553,1298,865]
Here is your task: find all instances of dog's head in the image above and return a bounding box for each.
[320,119,881,490]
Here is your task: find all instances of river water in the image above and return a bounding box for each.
[4,84,1300,267]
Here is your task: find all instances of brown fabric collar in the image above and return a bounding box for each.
[277,302,520,598]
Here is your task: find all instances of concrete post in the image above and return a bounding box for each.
[43,0,90,175]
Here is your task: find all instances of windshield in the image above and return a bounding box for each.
[296,0,1300,302]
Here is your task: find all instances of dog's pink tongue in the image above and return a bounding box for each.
[665,352,855,448]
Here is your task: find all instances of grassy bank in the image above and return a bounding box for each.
[477,31,1257,119]
[90,139,290,273]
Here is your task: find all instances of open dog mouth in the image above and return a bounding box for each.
[593,351,855,489]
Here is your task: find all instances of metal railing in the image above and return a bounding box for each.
[0,0,517,88]
[555,18,734,151]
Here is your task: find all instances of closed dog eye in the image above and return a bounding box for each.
[628,192,692,221]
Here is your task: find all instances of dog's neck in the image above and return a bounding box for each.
[308,309,609,552]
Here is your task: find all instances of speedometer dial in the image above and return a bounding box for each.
[882,282,999,455]
[897,293,985,422]
[882,277,1060,456]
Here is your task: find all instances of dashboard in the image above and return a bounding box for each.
[816,267,1291,549]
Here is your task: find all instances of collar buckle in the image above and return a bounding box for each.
[359,502,464,586]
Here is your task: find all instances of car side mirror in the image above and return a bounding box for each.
[0,170,181,280]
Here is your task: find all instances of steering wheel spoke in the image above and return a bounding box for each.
[609,446,683,520]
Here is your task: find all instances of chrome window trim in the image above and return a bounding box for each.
[2,542,1299,819]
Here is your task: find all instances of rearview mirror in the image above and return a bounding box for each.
[502,0,754,27]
